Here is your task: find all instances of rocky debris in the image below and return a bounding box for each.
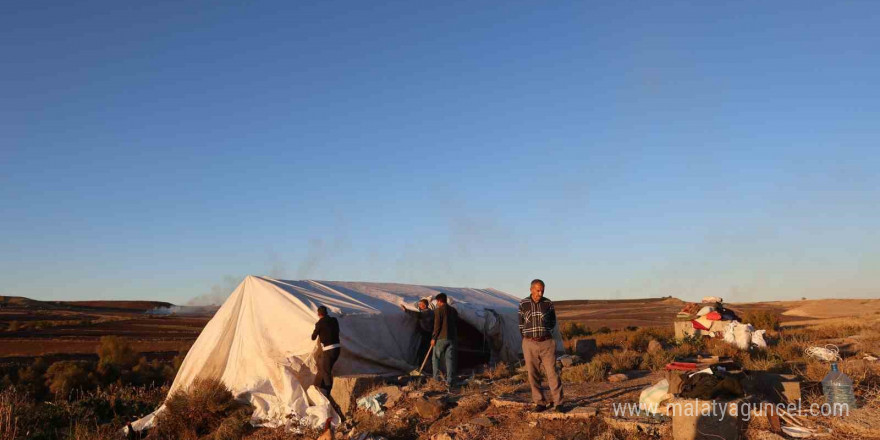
[647,339,663,353]
[528,406,598,420]
[331,375,395,415]
[489,398,531,409]
[607,373,629,382]
[556,354,583,368]
[349,434,388,440]
[430,433,454,440]
[415,396,447,420]
[372,385,403,408]
[468,416,496,427]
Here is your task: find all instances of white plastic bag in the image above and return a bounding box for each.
[733,323,754,350]
[639,379,671,414]
[752,329,767,348]
[723,321,737,345]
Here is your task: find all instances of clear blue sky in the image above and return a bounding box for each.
[2,1,878,304]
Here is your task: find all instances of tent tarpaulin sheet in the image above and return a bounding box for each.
[131,276,537,432]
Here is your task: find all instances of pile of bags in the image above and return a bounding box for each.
[676,296,740,332]
[675,296,767,350]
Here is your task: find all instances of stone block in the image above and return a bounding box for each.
[414,396,446,420]
[330,374,391,415]
[573,339,597,360]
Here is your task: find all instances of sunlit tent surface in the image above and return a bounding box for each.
[131,276,524,432]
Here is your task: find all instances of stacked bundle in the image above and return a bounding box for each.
[690,297,740,331]
[674,297,741,340]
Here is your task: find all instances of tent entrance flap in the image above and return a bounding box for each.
[456,318,491,370]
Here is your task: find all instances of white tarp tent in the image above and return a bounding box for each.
[131,276,529,432]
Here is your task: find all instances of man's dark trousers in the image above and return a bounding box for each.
[315,347,340,395]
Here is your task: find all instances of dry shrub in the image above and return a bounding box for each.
[45,361,94,398]
[839,359,880,388]
[798,359,830,383]
[810,324,864,340]
[856,330,880,356]
[351,409,416,440]
[419,377,449,393]
[742,310,781,331]
[0,389,26,440]
[740,350,785,372]
[67,423,119,440]
[769,337,808,362]
[626,327,673,351]
[796,358,880,388]
[448,394,489,422]
[150,377,251,440]
[593,350,642,373]
[243,427,306,439]
[705,338,740,359]
[484,362,513,380]
[640,350,675,372]
[490,378,524,396]
[97,336,139,371]
[561,360,608,383]
[560,322,591,340]
[592,331,629,352]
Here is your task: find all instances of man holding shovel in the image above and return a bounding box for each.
[431,293,458,390]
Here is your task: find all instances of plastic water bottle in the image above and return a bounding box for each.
[822,362,856,415]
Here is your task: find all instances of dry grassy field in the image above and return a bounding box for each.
[1,295,879,439]
[0,297,207,366]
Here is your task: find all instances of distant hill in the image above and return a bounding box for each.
[0,296,173,313]
[57,300,174,311]
[0,296,65,309]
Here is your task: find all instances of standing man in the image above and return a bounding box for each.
[430,293,458,389]
[400,299,434,368]
[311,306,341,397]
[519,279,564,412]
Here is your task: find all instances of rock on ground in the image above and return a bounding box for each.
[415,396,446,420]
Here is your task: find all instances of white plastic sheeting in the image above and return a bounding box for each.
[131,276,525,432]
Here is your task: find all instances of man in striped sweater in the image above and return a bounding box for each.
[519,279,564,412]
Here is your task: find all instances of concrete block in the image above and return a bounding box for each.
[669,398,743,440]
[574,339,597,360]
[744,372,801,404]
[330,374,390,415]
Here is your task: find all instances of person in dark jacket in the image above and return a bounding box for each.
[519,279,564,412]
[430,293,458,388]
[311,306,340,396]
[400,299,434,369]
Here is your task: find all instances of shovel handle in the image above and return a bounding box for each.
[418,345,434,374]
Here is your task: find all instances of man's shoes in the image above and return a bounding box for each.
[533,403,548,412]
[550,405,564,413]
